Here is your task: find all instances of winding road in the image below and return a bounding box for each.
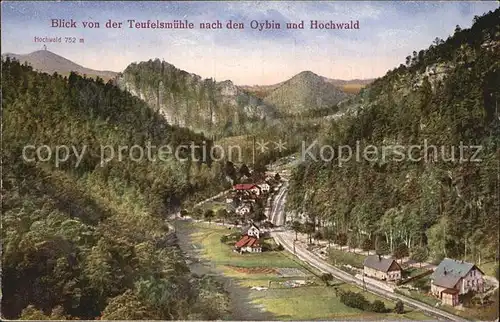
[268,181,467,322]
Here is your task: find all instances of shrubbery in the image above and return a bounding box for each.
[221,232,241,245]
[261,239,283,252]
[370,300,387,313]
[395,300,404,314]
[339,290,388,313]
[339,291,370,310]
[320,273,334,286]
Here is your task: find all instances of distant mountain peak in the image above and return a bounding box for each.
[290,71,324,82]
[295,70,320,77]
[263,70,352,115]
[2,50,118,81]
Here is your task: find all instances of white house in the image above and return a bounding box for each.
[234,223,262,253]
[236,205,251,216]
[250,186,261,196]
[363,255,402,281]
[258,182,271,193]
[430,258,485,306]
[244,223,261,239]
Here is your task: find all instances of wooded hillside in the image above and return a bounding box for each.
[2,59,230,319]
[287,9,499,267]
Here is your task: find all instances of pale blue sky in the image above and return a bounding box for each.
[1,1,497,85]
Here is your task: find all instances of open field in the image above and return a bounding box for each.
[195,201,234,213]
[183,221,432,320]
[328,247,365,269]
[341,83,367,94]
[251,285,431,320]
[188,222,302,268]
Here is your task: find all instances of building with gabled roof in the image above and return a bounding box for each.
[233,183,261,196]
[430,258,484,306]
[241,223,260,239]
[234,223,262,253]
[363,255,402,281]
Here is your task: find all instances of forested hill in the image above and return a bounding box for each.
[287,8,499,268]
[262,70,351,115]
[2,58,231,319]
[118,59,278,135]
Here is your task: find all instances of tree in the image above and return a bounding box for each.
[323,226,335,248]
[224,161,237,181]
[19,305,50,320]
[193,207,204,220]
[410,246,428,268]
[411,50,418,65]
[101,289,158,320]
[251,209,267,223]
[262,221,274,229]
[320,273,334,286]
[216,208,229,225]
[191,275,230,320]
[361,237,374,255]
[253,161,267,175]
[339,291,370,310]
[239,163,250,177]
[336,233,348,247]
[393,243,409,264]
[427,217,449,261]
[370,300,386,313]
[375,235,389,256]
[394,300,404,314]
[291,221,302,240]
[313,230,323,241]
[204,209,214,224]
[304,221,315,244]
[348,233,359,253]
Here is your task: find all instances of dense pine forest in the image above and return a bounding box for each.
[287,9,499,267]
[1,59,231,319]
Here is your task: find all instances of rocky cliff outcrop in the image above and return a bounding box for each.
[118,59,277,133]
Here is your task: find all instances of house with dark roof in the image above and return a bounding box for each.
[363,255,402,281]
[234,223,262,253]
[430,258,484,306]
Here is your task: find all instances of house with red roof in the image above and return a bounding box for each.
[234,223,262,253]
[233,183,261,197]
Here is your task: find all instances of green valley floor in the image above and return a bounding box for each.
[174,221,432,320]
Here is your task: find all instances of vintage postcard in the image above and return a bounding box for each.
[1,1,499,321]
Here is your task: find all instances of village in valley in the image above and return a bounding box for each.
[3,2,499,321]
[173,157,499,321]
